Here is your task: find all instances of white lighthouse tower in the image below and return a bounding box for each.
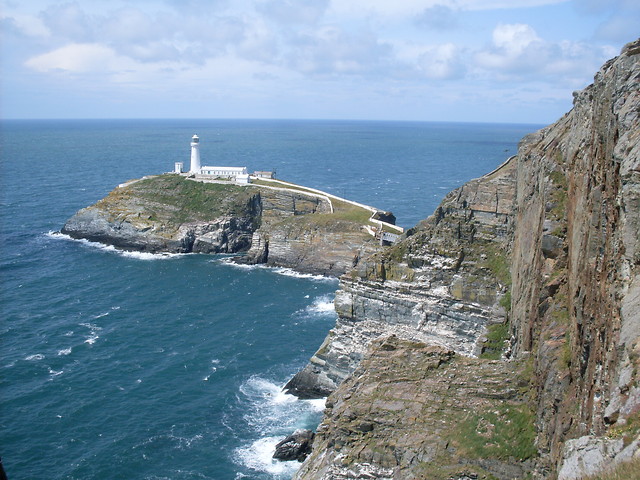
[190,134,201,174]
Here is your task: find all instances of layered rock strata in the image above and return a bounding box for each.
[286,153,517,397]
[291,40,640,479]
[62,175,382,276]
[293,336,537,480]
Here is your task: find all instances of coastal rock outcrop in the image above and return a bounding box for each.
[286,153,517,397]
[62,175,383,276]
[293,336,537,480]
[291,39,640,479]
[273,429,315,462]
[62,175,261,254]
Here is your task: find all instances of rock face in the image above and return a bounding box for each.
[286,154,517,397]
[293,336,537,480]
[273,429,316,462]
[62,175,382,276]
[292,40,640,479]
[509,39,640,471]
[62,175,260,254]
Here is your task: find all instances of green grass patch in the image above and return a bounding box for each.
[499,289,512,312]
[561,329,572,369]
[453,403,537,461]
[606,411,640,440]
[549,170,567,188]
[480,246,512,287]
[116,174,257,224]
[549,169,569,221]
[480,322,510,360]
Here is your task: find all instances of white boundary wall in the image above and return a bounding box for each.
[255,177,404,233]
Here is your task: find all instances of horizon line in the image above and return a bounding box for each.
[0,117,546,127]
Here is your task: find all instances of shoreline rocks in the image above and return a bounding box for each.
[273,429,315,462]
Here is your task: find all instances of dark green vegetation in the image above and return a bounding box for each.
[480,322,510,360]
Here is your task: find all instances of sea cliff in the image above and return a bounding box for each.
[290,39,640,479]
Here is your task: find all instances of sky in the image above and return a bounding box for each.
[1,0,638,124]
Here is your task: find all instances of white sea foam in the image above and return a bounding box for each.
[48,367,63,377]
[203,359,222,381]
[304,397,327,412]
[46,231,183,260]
[304,294,336,315]
[57,347,72,356]
[218,259,260,270]
[234,437,300,477]
[271,267,335,282]
[219,258,337,283]
[234,376,326,477]
[80,322,103,345]
[25,354,44,361]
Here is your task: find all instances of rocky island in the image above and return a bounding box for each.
[62,39,640,479]
[61,174,397,276]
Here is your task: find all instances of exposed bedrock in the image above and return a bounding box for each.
[292,336,538,480]
[286,151,517,398]
[509,39,640,472]
[292,39,640,479]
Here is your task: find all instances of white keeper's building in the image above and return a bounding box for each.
[175,134,251,184]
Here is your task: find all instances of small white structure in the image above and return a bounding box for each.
[253,171,275,179]
[198,165,251,183]
[236,173,250,184]
[190,135,201,173]
[199,166,248,177]
[174,162,184,173]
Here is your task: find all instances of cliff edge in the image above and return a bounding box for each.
[290,39,640,479]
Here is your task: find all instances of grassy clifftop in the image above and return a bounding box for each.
[96,174,259,225]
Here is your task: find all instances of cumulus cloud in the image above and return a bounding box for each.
[415,4,459,31]
[467,22,621,97]
[29,2,250,65]
[5,0,631,121]
[417,43,465,79]
[24,43,133,74]
[287,26,393,76]
[475,23,542,72]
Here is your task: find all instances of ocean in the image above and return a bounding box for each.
[0,119,540,479]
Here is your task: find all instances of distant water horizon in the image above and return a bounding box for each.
[3,117,545,127]
[1,119,542,479]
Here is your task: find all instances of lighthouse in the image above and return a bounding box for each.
[190,134,201,174]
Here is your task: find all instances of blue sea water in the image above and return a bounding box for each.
[0,119,540,480]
